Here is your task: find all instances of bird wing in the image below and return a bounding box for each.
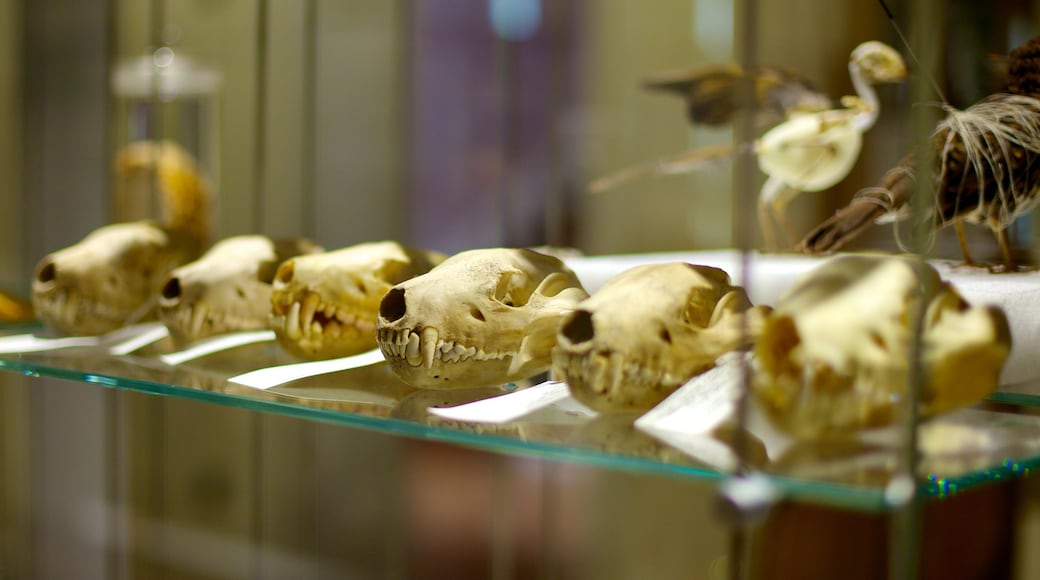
[588,143,743,194]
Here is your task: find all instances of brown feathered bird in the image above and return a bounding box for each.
[643,64,832,128]
[800,34,1040,270]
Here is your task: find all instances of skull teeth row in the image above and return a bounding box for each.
[163,302,258,340]
[274,292,371,341]
[165,303,212,339]
[377,327,510,368]
[36,288,128,325]
[554,350,684,394]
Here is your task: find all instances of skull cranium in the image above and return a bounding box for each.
[554,262,771,413]
[32,221,201,335]
[753,254,1011,437]
[158,235,323,346]
[270,241,445,360]
[376,248,589,389]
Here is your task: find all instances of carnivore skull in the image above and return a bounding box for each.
[753,255,1011,438]
[271,241,445,360]
[376,248,589,389]
[554,262,771,414]
[158,235,323,345]
[32,221,201,335]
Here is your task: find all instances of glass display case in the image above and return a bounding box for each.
[3,0,1040,578]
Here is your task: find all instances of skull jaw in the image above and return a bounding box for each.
[554,347,709,413]
[161,303,273,347]
[272,320,376,360]
[270,291,381,360]
[32,291,147,336]
[753,362,906,438]
[382,349,546,390]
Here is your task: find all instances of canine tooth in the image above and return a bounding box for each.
[286,301,301,339]
[405,332,421,366]
[301,294,319,334]
[191,305,207,339]
[421,327,438,368]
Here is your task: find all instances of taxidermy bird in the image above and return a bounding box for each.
[642,64,831,128]
[800,33,1040,271]
[590,41,908,251]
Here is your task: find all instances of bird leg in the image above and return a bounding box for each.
[772,184,805,248]
[954,221,976,267]
[758,176,795,251]
[996,228,1017,272]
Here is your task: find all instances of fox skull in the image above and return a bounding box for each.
[32,221,200,335]
[158,235,323,346]
[376,248,589,389]
[554,262,771,413]
[753,255,1011,437]
[271,241,445,360]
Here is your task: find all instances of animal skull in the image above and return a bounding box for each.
[554,262,771,414]
[271,241,445,360]
[753,255,1011,438]
[32,221,201,335]
[158,235,323,346]
[376,248,589,389]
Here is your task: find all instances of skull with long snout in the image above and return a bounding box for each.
[32,221,201,335]
[271,241,445,360]
[158,235,323,346]
[753,254,1011,438]
[376,248,589,389]
[554,262,771,414]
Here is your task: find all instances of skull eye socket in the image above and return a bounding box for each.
[275,261,295,284]
[493,270,534,307]
[257,260,279,284]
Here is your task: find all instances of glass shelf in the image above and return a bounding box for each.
[2,319,1039,514]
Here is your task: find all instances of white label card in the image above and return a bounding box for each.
[0,333,99,353]
[159,330,276,366]
[428,381,586,423]
[634,353,746,437]
[228,348,386,390]
[0,322,169,355]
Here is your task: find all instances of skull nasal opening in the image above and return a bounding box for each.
[161,277,182,301]
[36,260,56,284]
[380,287,407,322]
[560,310,594,344]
